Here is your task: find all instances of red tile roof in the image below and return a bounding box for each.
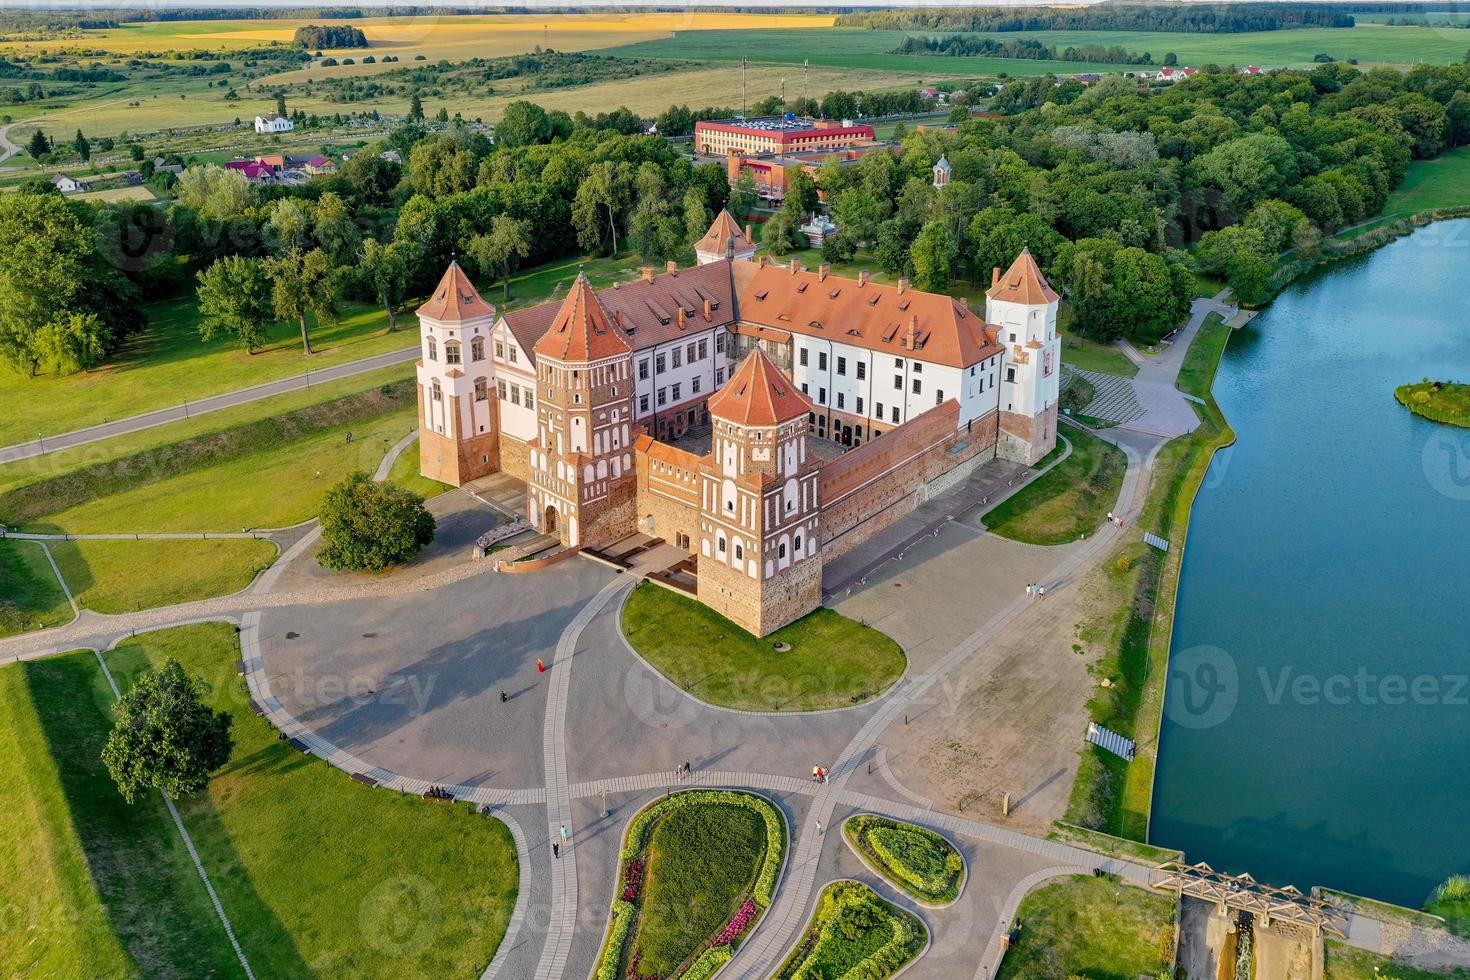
[698,210,754,256]
[986,248,1060,306]
[533,272,631,363]
[417,262,494,322]
[707,348,811,427]
[731,261,1001,369]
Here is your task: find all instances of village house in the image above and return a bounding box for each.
[416,212,1061,634]
[50,174,91,194]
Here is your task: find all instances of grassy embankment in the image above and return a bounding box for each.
[1395,380,1470,428]
[621,581,906,712]
[1062,312,1234,840]
[1324,943,1470,980]
[982,426,1128,546]
[0,623,520,976]
[0,540,74,637]
[995,874,1176,980]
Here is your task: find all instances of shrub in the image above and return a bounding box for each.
[317,471,435,571]
[594,900,635,980]
[846,815,964,903]
[1437,875,1470,902]
[683,943,732,980]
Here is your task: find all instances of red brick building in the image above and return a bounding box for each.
[694,116,876,157]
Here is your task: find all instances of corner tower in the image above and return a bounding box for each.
[527,273,637,548]
[695,209,756,265]
[697,349,822,636]
[417,261,499,486]
[986,248,1061,465]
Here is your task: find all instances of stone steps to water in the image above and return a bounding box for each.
[1087,722,1136,761]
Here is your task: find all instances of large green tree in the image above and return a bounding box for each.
[466,214,532,302]
[196,256,275,352]
[318,472,436,572]
[102,659,234,804]
[358,237,410,331]
[909,221,958,292]
[265,247,338,355]
[496,100,552,149]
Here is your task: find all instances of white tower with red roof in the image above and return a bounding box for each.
[527,273,638,548]
[695,210,757,265]
[697,349,822,636]
[986,248,1062,464]
[416,261,500,486]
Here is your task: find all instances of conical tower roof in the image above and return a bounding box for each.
[533,272,631,362]
[986,247,1060,305]
[707,348,811,427]
[417,261,494,321]
[698,209,754,255]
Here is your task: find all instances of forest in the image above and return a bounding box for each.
[837,4,1357,33]
[893,35,1151,65]
[292,25,370,50]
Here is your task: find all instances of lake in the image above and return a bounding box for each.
[1151,219,1470,908]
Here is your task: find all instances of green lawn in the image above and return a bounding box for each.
[774,880,926,980]
[387,437,454,498]
[0,650,244,978]
[844,814,965,905]
[106,623,520,978]
[1060,310,1139,378]
[2,383,417,534]
[0,361,413,498]
[629,801,766,976]
[1176,313,1230,400]
[996,874,1175,980]
[1325,942,1470,980]
[0,540,73,638]
[50,538,278,614]
[982,427,1127,545]
[0,294,414,447]
[621,582,906,711]
[1382,145,1470,216]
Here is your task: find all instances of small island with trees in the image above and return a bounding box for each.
[1395,380,1470,428]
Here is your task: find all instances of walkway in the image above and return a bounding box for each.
[0,344,417,464]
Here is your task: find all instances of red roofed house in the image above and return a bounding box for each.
[303,155,338,176]
[415,212,1062,634]
[224,160,273,183]
[694,116,875,156]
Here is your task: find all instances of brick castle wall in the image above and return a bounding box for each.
[499,432,532,483]
[998,403,1057,466]
[417,388,499,486]
[698,555,763,635]
[579,476,639,548]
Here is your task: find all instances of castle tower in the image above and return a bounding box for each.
[696,349,822,636]
[416,261,499,486]
[932,155,952,190]
[695,209,757,265]
[527,273,637,548]
[986,248,1061,465]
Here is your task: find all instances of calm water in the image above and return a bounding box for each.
[1151,220,1470,908]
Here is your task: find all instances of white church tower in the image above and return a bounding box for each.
[417,261,500,486]
[986,248,1061,465]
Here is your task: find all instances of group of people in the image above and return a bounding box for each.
[424,785,453,800]
[1106,511,1127,528]
[812,765,828,784]
[676,759,694,782]
[1025,583,1046,599]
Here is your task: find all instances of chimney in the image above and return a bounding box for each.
[818,263,830,282]
[666,260,678,275]
[759,254,769,268]
[858,269,870,287]
[897,277,909,295]
[992,266,1001,288]
[790,259,802,276]
[702,298,713,321]
[904,315,919,349]
[676,307,687,330]
[725,234,735,262]
[641,266,654,282]
[745,223,754,243]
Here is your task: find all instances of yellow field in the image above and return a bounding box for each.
[8,62,919,138]
[73,185,156,203]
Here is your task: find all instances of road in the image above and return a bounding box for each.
[0,345,418,465]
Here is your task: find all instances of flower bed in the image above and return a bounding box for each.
[843,814,965,906]
[595,790,787,979]
[774,880,927,980]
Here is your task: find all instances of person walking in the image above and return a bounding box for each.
[560,824,569,842]
[553,842,560,859]
[536,658,546,673]
[1037,585,1046,599]
[500,690,508,703]
[812,764,822,783]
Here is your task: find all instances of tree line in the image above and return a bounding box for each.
[894,35,1152,65]
[837,4,1356,33]
[292,24,368,50]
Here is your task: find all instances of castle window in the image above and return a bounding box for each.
[445,341,461,365]
[427,337,438,361]
[717,368,725,385]
[912,379,921,395]
[474,378,488,401]
[639,359,649,380]
[656,353,666,373]
[472,337,485,361]
[692,377,702,394]
[735,544,743,560]
[836,393,845,410]
[525,390,534,409]
[686,342,697,361]
[779,541,787,559]
[818,352,827,371]
[718,537,727,553]
[1006,367,1016,383]
[497,379,507,400]
[509,346,517,363]
[818,387,826,405]
[672,348,682,369]
[716,333,726,353]
[856,362,866,380]
[510,385,521,406]
[794,534,802,552]
[672,383,682,401]
[856,396,864,414]
[657,388,667,407]
[431,378,442,401]
[936,389,944,405]
[640,394,650,413]
[698,339,708,359]
[893,376,902,390]
[891,406,900,423]
[876,402,884,417]
[799,348,808,367]
[913,362,922,374]
[837,356,846,376]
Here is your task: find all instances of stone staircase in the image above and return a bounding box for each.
[1075,370,1145,425]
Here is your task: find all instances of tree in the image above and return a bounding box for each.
[784,168,821,219]
[102,659,233,804]
[727,170,759,223]
[496,100,551,148]
[466,215,532,302]
[26,129,49,159]
[358,238,409,330]
[72,129,90,163]
[317,472,436,572]
[265,197,311,255]
[572,160,631,255]
[33,313,106,374]
[760,208,802,256]
[312,191,360,265]
[196,256,274,352]
[682,186,710,245]
[174,165,256,220]
[265,248,337,354]
[408,91,424,122]
[276,90,287,118]
[909,221,958,291]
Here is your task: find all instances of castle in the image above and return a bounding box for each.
[417,212,1061,635]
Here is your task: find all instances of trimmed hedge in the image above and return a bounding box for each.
[845,814,964,904]
[598,790,787,978]
[775,880,927,980]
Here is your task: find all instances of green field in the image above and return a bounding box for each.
[1381,145,1470,217]
[996,874,1175,980]
[602,24,1470,75]
[982,427,1127,545]
[0,540,73,637]
[621,582,906,711]
[50,538,277,613]
[102,623,519,978]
